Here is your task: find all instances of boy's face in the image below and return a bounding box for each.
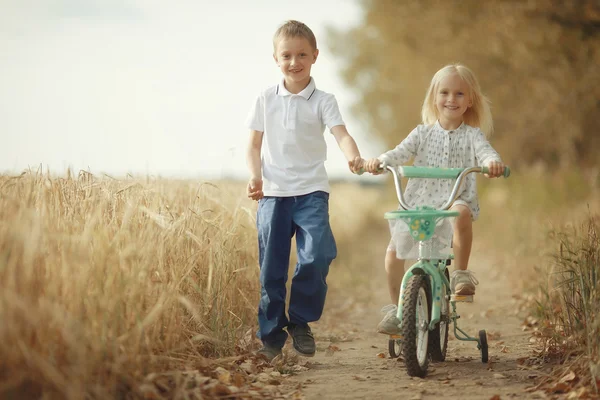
[273,36,318,87]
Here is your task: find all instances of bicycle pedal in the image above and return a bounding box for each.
[389,334,403,339]
[451,294,473,303]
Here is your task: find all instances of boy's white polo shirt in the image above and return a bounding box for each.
[246,78,345,197]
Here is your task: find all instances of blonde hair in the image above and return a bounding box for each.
[421,64,493,136]
[272,20,317,51]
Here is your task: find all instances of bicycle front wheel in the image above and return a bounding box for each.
[401,275,432,377]
[429,269,450,362]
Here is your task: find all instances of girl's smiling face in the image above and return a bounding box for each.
[435,73,472,128]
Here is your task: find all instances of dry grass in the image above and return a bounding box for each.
[474,167,600,395]
[0,170,260,398]
[0,169,382,399]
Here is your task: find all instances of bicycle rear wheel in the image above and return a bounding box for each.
[479,330,489,363]
[401,275,431,377]
[388,338,402,358]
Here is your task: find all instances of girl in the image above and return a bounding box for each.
[362,64,506,335]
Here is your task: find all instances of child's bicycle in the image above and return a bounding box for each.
[380,163,510,377]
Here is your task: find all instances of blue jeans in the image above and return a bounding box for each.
[256,191,337,349]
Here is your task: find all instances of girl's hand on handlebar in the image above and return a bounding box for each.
[364,158,385,174]
[485,161,505,178]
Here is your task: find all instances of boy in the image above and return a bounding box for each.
[245,20,363,362]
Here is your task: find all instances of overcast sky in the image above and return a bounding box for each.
[0,0,382,179]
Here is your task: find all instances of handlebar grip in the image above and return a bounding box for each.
[481,166,511,178]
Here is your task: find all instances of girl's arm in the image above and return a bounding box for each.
[378,126,421,166]
[473,129,501,166]
[473,129,505,177]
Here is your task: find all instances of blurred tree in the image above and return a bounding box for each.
[328,0,600,167]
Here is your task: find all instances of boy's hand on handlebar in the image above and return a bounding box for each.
[364,158,385,174]
[348,156,364,174]
[247,177,264,201]
[485,161,505,178]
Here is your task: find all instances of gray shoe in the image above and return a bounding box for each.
[450,269,479,295]
[377,304,401,335]
[256,345,282,362]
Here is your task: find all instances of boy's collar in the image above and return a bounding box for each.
[276,77,316,100]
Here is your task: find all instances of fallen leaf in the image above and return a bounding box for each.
[214,367,231,385]
[559,370,576,383]
[548,382,569,393]
[208,383,231,397]
[376,352,386,359]
[487,331,502,340]
[529,390,548,399]
[325,344,342,357]
[489,396,501,400]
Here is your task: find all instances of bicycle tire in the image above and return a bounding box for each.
[479,330,489,363]
[429,269,450,362]
[401,275,431,377]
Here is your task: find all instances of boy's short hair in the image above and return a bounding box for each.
[273,20,317,51]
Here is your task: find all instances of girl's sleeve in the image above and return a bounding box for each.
[473,128,501,166]
[378,126,421,166]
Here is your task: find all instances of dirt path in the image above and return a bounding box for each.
[280,246,544,399]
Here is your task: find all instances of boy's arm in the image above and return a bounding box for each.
[331,125,362,172]
[246,130,264,200]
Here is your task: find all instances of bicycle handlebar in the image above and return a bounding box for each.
[384,164,511,211]
[395,165,510,179]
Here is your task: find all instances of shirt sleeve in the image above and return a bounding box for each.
[473,128,501,166]
[321,94,345,130]
[245,93,264,132]
[378,125,422,166]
